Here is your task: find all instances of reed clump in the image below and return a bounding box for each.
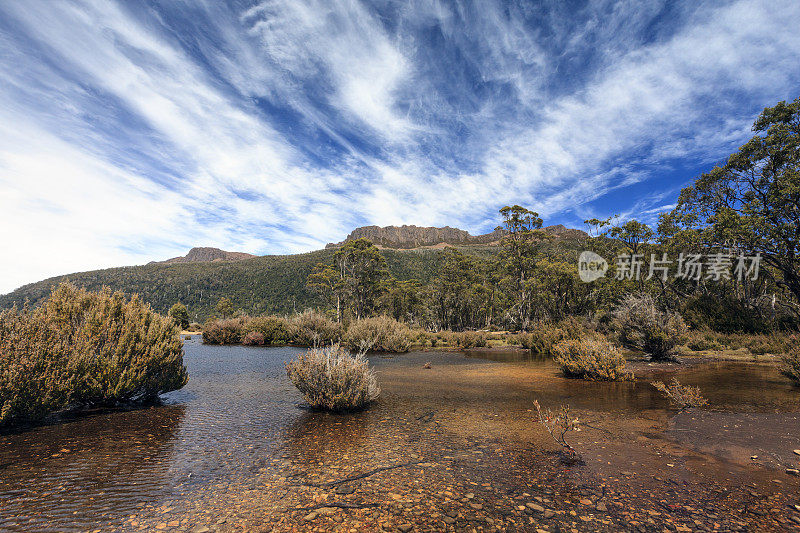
[285,344,379,411]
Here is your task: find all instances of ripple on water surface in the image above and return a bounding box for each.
[0,341,797,531]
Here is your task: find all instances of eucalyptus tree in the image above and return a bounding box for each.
[168,302,190,329]
[333,238,388,320]
[664,96,800,316]
[307,263,341,321]
[215,297,234,319]
[497,205,544,329]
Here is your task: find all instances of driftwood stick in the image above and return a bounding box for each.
[300,461,425,488]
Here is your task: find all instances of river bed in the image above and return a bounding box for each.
[1,338,799,531]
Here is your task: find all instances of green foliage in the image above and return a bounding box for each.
[445,330,488,349]
[245,315,293,345]
[664,96,800,316]
[427,247,493,331]
[202,312,341,347]
[201,318,245,345]
[0,283,187,426]
[285,345,380,412]
[215,297,234,318]
[553,337,632,381]
[780,350,800,385]
[0,249,341,322]
[343,315,414,352]
[290,310,343,347]
[685,329,797,355]
[497,205,545,329]
[681,294,771,334]
[307,262,341,321]
[333,238,388,320]
[607,220,654,256]
[614,294,688,360]
[520,317,590,354]
[168,302,190,329]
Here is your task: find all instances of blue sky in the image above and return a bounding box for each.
[1,0,799,294]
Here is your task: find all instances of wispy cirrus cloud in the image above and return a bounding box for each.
[0,0,799,293]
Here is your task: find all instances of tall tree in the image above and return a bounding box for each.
[215,297,234,319]
[497,205,544,329]
[608,220,654,257]
[307,263,341,322]
[665,96,800,315]
[168,302,190,329]
[333,238,388,320]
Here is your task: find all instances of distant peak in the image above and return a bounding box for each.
[154,247,255,264]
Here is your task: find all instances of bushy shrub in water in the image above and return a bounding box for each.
[285,344,380,411]
[449,330,488,349]
[781,351,800,385]
[522,317,590,354]
[0,283,188,426]
[552,337,632,381]
[242,330,266,346]
[343,315,413,352]
[290,310,343,347]
[201,317,245,345]
[613,294,687,360]
[244,315,292,345]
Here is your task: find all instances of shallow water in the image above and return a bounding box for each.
[0,340,797,531]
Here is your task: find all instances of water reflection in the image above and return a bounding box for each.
[0,342,797,531]
[0,405,185,531]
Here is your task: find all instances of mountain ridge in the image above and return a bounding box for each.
[326,223,587,249]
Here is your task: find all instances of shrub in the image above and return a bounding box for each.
[686,331,725,352]
[613,294,687,360]
[451,330,488,348]
[681,294,771,334]
[290,310,343,347]
[533,399,580,455]
[652,378,708,410]
[343,316,413,352]
[523,317,590,354]
[244,315,292,345]
[553,337,632,381]
[285,345,379,411]
[242,330,266,346]
[0,283,188,426]
[780,351,800,385]
[201,318,245,345]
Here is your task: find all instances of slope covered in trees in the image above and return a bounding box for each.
[1,244,560,322]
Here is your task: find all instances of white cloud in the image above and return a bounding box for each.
[1,0,799,294]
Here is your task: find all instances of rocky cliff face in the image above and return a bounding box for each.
[155,247,255,264]
[326,224,587,249]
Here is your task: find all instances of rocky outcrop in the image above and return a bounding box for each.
[155,247,255,264]
[326,224,587,249]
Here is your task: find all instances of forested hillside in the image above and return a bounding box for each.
[0,244,529,322]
